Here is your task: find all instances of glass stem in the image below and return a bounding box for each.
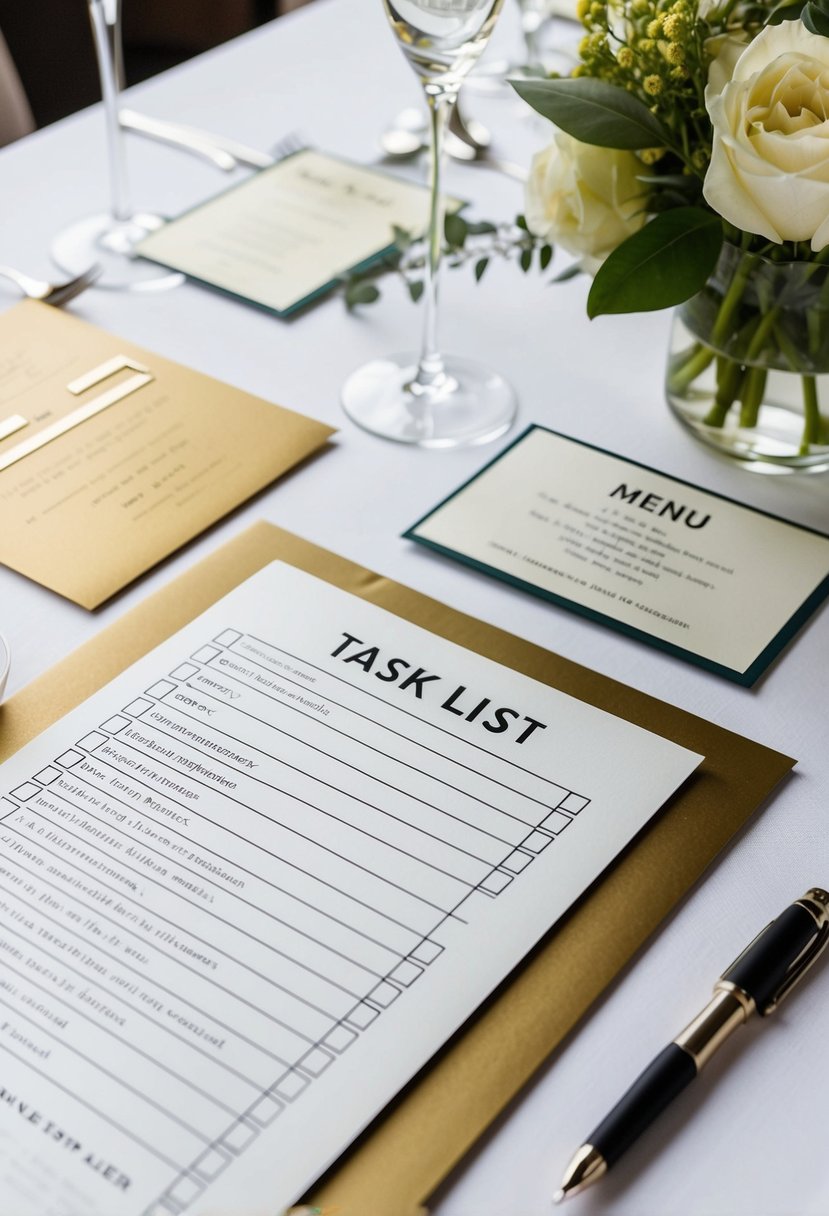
[88,0,131,225]
[412,87,454,394]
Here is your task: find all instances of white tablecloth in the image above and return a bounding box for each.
[0,2,827,1212]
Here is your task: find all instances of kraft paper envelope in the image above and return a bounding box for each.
[0,522,793,1216]
[0,301,333,609]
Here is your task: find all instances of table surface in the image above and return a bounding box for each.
[1,3,827,1213]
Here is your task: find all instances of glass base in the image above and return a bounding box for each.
[341,354,517,448]
[52,212,183,293]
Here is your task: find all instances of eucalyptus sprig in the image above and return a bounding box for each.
[340,213,555,310]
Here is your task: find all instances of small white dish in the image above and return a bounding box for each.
[0,633,9,703]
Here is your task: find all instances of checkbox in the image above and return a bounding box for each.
[523,831,553,853]
[214,630,241,647]
[124,698,154,717]
[33,767,61,786]
[562,793,589,815]
[272,1070,309,1101]
[191,645,221,664]
[369,981,400,1008]
[390,960,423,987]
[345,1002,380,1030]
[248,1094,284,1125]
[192,1147,231,1181]
[100,715,131,735]
[10,783,40,801]
[323,1024,358,1053]
[411,940,443,965]
[167,1175,204,1204]
[55,750,84,768]
[299,1047,333,1077]
[502,850,533,873]
[77,732,109,752]
[541,810,572,835]
[219,1119,257,1154]
[146,680,177,699]
[481,871,513,895]
[171,663,200,680]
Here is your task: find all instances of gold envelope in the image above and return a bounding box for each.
[0,522,793,1216]
[0,301,333,609]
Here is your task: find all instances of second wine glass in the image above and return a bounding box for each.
[51,0,182,292]
[341,0,517,448]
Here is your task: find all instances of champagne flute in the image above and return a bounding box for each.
[51,0,182,292]
[341,0,517,448]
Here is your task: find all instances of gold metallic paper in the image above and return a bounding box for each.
[0,523,793,1215]
[0,302,334,607]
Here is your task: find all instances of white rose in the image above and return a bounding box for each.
[524,132,646,272]
[703,21,829,250]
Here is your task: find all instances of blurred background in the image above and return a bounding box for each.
[0,0,312,133]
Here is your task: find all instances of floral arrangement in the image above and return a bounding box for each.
[511,0,829,459]
[344,0,829,460]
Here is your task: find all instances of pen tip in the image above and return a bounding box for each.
[552,1190,566,1205]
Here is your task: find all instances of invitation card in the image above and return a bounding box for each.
[136,149,458,316]
[0,302,333,608]
[406,426,829,685]
[0,559,701,1215]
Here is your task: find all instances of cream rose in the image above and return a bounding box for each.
[524,132,646,272]
[703,21,829,250]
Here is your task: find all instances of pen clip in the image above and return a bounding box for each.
[765,888,829,1013]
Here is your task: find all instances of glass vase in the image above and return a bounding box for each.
[666,242,829,473]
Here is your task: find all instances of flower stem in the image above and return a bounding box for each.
[667,342,715,395]
[738,366,766,429]
[800,375,821,454]
[704,355,743,427]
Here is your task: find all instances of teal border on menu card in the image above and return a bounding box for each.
[136,148,464,319]
[403,424,829,687]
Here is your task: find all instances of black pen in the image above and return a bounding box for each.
[555,887,829,1203]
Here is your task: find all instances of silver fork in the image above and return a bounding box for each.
[0,263,102,306]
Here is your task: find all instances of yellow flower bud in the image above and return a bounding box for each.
[617,46,635,67]
[643,73,663,94]
[639,37,655,51]
[664,40,685,63]
[647,15,663,34]
[640,146,667,164]
[662,13,681,36]
[576,0,591,19]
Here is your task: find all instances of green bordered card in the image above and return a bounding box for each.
[136,148,461,318]
[405,425,829,685]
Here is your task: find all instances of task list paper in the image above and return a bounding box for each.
[137,150,459,317]
[406,426,829,685]
[0,561,701,1216]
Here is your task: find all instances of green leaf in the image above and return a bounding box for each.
[510,77,669,150]
[408,280,424,303]
[587,208,723,318]
[516,213,529,231]
[474,257,489,282]
[520,248,533,273]
[803,1,829,33]
[392,224,412,250]
[444,212,468,247]
[345,282,381,309]
[466,220,498,236]
[551,263,584,283]
[540,244,553,271]
[765,0,805,20]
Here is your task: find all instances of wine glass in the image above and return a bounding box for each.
[51,0,182,292]
[341,0,517,448]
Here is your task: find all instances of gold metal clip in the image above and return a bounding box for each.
[764,888,829,1013]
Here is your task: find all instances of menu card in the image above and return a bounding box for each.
[137,150,458,317]
[406,426,829,684]
[0,301,333,608]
